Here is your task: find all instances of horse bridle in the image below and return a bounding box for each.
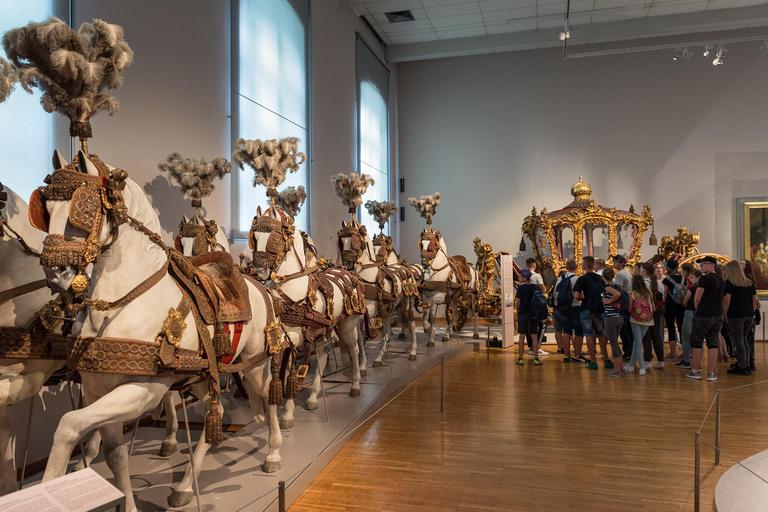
[419,229,441,266]
[249,206,297,272]
[372,233,395,264]
[337,221,372,270]
[175,216,220,256]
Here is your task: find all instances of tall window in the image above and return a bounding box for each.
[232,0,310,236]
[356,36,390,234]
[0,0,69,201]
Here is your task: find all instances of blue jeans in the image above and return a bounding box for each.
[555,307,583,337]
[580,309,603,337]
[629,322,650,370]
[681,310,694,361]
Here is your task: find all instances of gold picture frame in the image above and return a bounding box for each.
[743,201,768,297]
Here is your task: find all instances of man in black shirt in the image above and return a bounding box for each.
[573,256,610,370]
[686,256,725,381]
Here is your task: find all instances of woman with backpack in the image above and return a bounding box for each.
[516,269,543,366]
[723,260,758,375]
[675,269,702,369]
[601,267,626,377]
[625,274,656,376]
[662,259,686,361]
[639,262,665,369]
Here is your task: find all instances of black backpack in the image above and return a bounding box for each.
[531,289,550,321]
[587,276,605,314]
[554,274,574,312]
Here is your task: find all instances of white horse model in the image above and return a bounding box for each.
[249,205,366,418]
[338,220,420,365]
[0,181,103,495]
[418,227,480,345]
[38,151,287,512]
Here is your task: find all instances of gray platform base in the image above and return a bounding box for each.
[30,333,474,511]
[715,449,768,512]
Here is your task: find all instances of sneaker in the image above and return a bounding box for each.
[664,354,678,361]
[727,367,751,375]
[556,348,564,354]
[644,362,652,370]
[639,368,646,376]
[622,355,631,362]
[571,355,587,363]
[516,358,524,366]
[675,360,691,369]
[528,349,534,355]
[604,361,614,369]
[538,349,550,357]
[730,363,738,370]
[717,355,726,362]
[706,373,718,381]
[685,370,703,380]
[676,342,683,351]
[563,356,572,363]
[585,362,598,370]
[750,364,757,372]
[607,370,622,378]
[653,362,665,369]
[623,364,634,373]
[619,367,628,375]
[533,358,543,366]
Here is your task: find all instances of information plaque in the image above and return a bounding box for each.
[499,254,516,348]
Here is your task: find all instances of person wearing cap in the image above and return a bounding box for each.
[595,258,606,276]
[516,269,543,366]
[525,258,549,357]
[686,256,725,381]
[612,254,634,360]
[661,259,686,361]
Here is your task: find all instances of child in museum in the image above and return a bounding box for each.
[626,274,656,376]
[516,269,543,366]
[723,260,757,375]
[601,267,626,377]
[676,269,702,369]
[640,262,665,369]
[662,259,686,361]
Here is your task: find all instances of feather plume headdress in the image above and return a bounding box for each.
[331,173,375,215]
[158,153,232,209]
[232,137,306,200]
[0,57,18,103]
[365,200,397,232]
[271,185,307,218]
[2,17,134,149]
[409,193,441,227]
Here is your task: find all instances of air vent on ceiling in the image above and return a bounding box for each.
[385,10,415,23]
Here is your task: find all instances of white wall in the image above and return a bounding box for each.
[394,37,768,267]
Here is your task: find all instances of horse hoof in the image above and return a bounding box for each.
[349,388,361,398]
[398,332,406,339]
[409,354,417,361]
[426,341,435,348]
[159,440,177,457]
[472,333,479,339]
[442,336,450,342]
[262,460,281,473]
[279,418,294,430]
[372,360,383,367]
[305,400,319,411]
[360,369,367,377]
[168,489,194,508]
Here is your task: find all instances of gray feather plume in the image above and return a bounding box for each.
[409,193,441,226]
[232,137,306,198]
[271,186,307,218]
[365,200,397,231]
[158,153,232,203]
[0,57,18,103]
[2,17,134,123]
[331,173,375,214]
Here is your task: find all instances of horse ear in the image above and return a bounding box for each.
[341,220,346,229]
[77,151,99,176]
[182,214,189,223]
[52,150,69,171]
[256,205,263,217]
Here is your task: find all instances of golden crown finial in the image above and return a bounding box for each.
[570,175,592,202]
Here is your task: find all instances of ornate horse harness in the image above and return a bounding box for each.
[418,228,478,311]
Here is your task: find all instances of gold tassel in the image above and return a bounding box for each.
[269,359,283,406]
[286,365,300,399]
[213,322,231,357]
[204,396,223,445]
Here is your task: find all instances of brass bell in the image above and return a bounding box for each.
[519,236,526,252]
[649,228,658,246]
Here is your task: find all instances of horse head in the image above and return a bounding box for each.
[372,233,397,265]
[249,205,302,282]
[419,227,444,267]
[337,219,375,270]
[175,214,227,257]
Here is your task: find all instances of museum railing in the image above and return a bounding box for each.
[693,368,768,512]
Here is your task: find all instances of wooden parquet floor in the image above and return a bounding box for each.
[291,342,768,511]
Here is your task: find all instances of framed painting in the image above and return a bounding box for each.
[743,200,768,297]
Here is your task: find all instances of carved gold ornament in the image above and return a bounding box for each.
[39,300,64,332]
[71,273,90,294]
[161,307,187,347]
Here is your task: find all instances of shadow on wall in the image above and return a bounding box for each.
[143,175,193,240]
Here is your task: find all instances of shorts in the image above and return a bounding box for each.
[580,309,604,337]
[691,315,724,350]
[517,314,536,336]
[554,311,563,332]
[555,307,583,337]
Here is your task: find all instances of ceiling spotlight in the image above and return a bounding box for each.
[673,47,681,61]
[760,40,768,51]
[559,17,571,41]
[682,47,693,59]
[713,45,726,66]
[703,45,712,57]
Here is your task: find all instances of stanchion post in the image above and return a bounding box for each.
[440,356,444,413]
[695,431,701,512]
[278,480,286,512]
[128,417,140,457]
[66,382,89,469]
[319,372,331,423]
[179,392,203,512]
[715,390,721,466]
[487,326,490,366]
[18,394,35,489]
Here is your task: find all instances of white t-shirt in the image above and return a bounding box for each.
[530,271,544,287]
[615,268,633,292]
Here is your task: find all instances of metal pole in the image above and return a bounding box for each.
[386,335,393,375]
[694,431,701,512]
[487,326,490,366]
[763,311,765,342]
[17,395,35,489]
[714,390,721,466]
[179,392,203,512]
[66,381,88,468]
[319,371,331,423]
[128,417,140,457]
[440,356,444,413]
[278,480,286,512]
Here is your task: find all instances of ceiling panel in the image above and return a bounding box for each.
[480,0,537,11]
[365,0,425,14]
[388,31,440,43]
[430,13,485,28]
[486,18,539,32]
[425,2,482,17]
[482,6,538,21]
[436,25,488,38]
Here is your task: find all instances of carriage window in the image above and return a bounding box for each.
[0,0,69,200]
[356,36,390,235]
[232,0,310,237]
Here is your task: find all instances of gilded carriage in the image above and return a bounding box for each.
[520,176,655,286]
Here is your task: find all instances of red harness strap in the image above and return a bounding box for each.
[222,322,244,364]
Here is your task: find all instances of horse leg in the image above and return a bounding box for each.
[72,430,102,471]
[0,405,15,496]
[242,362,282,472]
[358,319,368,377]
[305,339,327,411]
[423,305,432,336]
[159,392,178,456]
[168,381,219,507]
[373,315,387,367]
[473,306,480,339]
[399,302,408,339]
[427,304,436,347]
[339,317,362,397]
[280,397,295,430]
[99,422,137,512]
[408,302,419,360]
[443,302,454,341]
